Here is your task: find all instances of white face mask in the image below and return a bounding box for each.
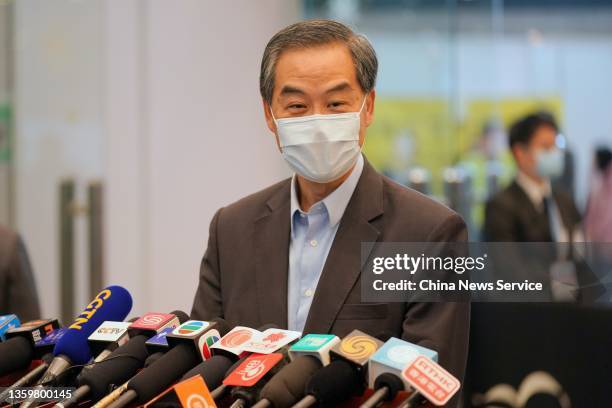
[271,96,367,183]
[536,148,565,179]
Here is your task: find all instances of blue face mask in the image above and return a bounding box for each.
[536,148,565,179]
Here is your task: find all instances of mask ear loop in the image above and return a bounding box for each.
[358,93,368,114]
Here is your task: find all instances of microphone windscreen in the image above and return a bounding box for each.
[170,310,190,324]
[53,285,133,364]
[260,355,321,407]
[181,354,233,390]
[305,360,361,406]
[78,334,149,399]
[0,336,34,376]
[128,344,200,403]
[144,351,164,368]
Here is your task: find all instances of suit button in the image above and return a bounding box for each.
[305,289,314,297]
[310,239,318,247]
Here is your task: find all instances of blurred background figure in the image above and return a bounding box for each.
[0,224,40,320]
[484,112,581,242]
[585,146,612,242]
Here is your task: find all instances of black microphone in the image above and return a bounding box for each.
[53,310,189,408]
[0,327,68,404]
[106,319,231,408]
[228,352,290,407]
[293,359,361,408]
[0,318,60,377]
[291,330,383,408]
[252,355,322,408]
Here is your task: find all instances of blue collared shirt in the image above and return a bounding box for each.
[288,154,364,332]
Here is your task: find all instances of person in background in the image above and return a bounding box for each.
[484,112,581,242]
[585,147,612,242]
[0,224,40,321]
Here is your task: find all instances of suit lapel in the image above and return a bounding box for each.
[253,181,291,329]
[303,159,384,334]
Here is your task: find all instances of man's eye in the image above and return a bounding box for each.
[329,101,346,108]
[288,104,306,109]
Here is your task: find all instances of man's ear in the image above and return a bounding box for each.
[364,90,376,128]
[263,99,277,134]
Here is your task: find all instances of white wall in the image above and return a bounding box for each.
[14,0,106,318]
[105,0,296,316]
[15,0,297,319]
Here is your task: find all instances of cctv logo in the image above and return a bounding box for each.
[69,289,111,330]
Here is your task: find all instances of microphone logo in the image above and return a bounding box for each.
[340,335,379,360]
[291,334,336,352]
[220,328,254,348]
[142,314,164,325]
[185,394,212,408]
[198,330,220,360]
[69,288,111,330]
[223,353,284,387]
[173,320,210,338]
[240,358,267,381]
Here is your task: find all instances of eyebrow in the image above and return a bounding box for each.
[279,85,305,97]
[325,82,352,94]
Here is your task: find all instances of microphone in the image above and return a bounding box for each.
[225,352,289,407]
[0,328,68,403]
[0,314,20,341]
[106,319,230,408]
[86,320,132,363]
[222,328,301,407]
[38,286,132,386]
[54,310,188,408]
[398,355,461,407]
[360,337,439,408]
[0,318,60,376]
[291,330,383,408]
[252,355,322,408]
[17,286,132,408]
[293,359,361,408]
[251,334,339,408]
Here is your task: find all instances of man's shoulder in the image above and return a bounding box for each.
[378,174,465,238]
[486,181,523,211]
[218,178,291,223]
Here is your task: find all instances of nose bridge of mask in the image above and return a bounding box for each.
[272,95,366,148]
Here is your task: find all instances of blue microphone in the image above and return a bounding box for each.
[37,286,133,386]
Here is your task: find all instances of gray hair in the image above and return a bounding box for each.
[260,19,378,104]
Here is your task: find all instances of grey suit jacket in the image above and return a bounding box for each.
[191,157,470,402]
[0,225,40,321]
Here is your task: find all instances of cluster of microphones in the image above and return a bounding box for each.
[0,285,460,407]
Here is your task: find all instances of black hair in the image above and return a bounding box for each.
[508,111,559,149]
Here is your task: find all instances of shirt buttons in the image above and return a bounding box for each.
[305,289,314,297]
[310,239,318,247]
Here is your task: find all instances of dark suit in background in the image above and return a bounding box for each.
[484,181,581,242]
[0,225,40,321]
[191,158,470,398]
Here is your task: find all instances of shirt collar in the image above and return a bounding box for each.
[290,154,364,236]
[516,170,552,210]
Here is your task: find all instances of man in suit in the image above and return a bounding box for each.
[484,112,581,242]
[0,224,40,321]
[191,20,470,400]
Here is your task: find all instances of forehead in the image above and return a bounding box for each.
[273,42,359,93]
[530,125,557,146]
